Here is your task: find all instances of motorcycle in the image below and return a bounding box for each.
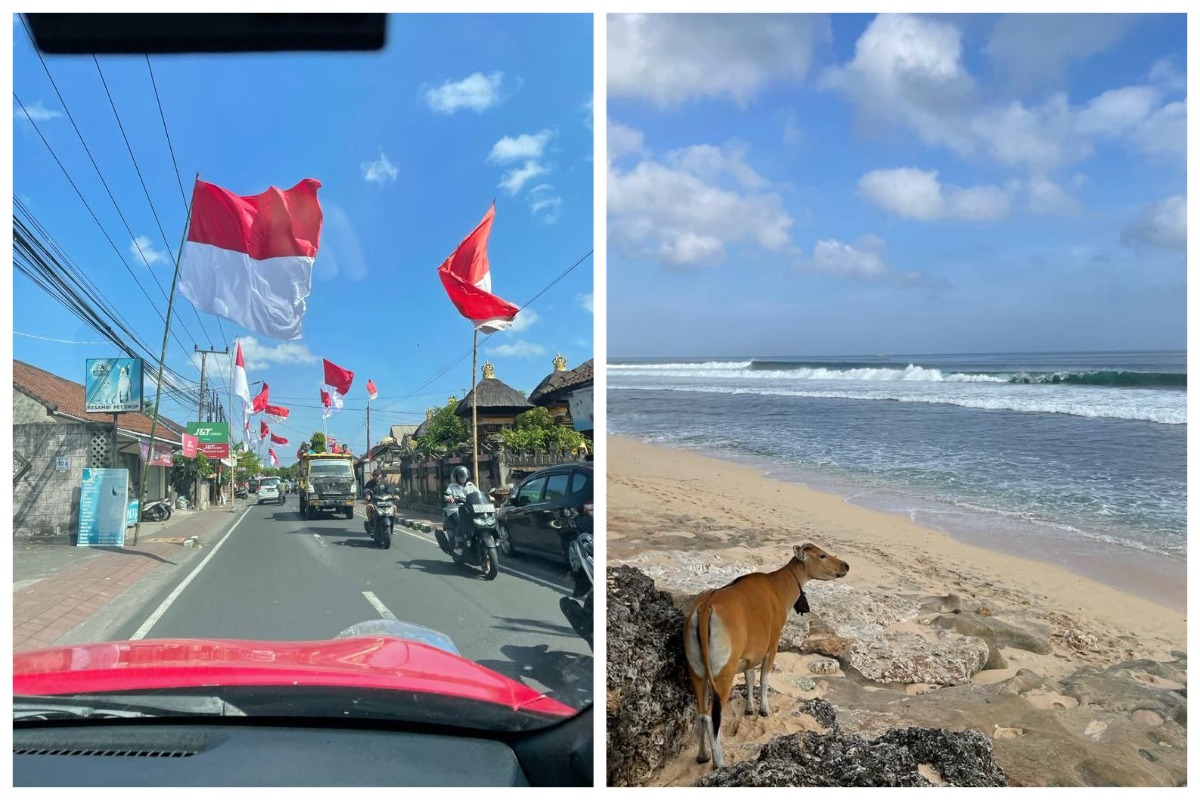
[364,489,395,549]
[140,498,173,522]
[556,506,593,650]
[435,490,500,580]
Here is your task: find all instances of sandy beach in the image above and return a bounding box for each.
[607,435,1187,787]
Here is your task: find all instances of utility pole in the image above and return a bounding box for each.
[195,345,228,509]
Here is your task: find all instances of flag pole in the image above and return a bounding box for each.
[471,328,479,487]
[134,172,197,546]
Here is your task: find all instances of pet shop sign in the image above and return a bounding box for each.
[85,358,144,414]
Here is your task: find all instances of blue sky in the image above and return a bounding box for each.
[607,13,1186,358]
[14,14,594,462]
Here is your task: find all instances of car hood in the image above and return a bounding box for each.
[13,635,575,719]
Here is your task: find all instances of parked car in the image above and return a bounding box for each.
[249,479,260,494]
[257,477,283,505]
[496,464,593,564]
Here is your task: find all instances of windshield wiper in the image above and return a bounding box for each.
[15,694,247,722]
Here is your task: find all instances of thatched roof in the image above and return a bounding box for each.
[455,363,533,418]
[531,358,593,405]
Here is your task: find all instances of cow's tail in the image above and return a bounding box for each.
[696,601,722,738]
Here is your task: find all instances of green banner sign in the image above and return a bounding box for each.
[187,422,230,458]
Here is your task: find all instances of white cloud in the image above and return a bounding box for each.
[491,340,546,358]
[190,336,318,377]
[527,184,563,224]
[608,120,644,163]
[858,168,1011,221]
[361,151,398,184]
[507,308,539,332]
[1148,57,1187,93]
[130,235,168,266]
[808,235,889,278]
[488,130,554,164]
[608,13,829,107]
[317,205,369,282]
[783,111,804,146]
[665,142,767,188]
[1024,177,1080,216]
[14,100,61,123]
[826,14,1182,174]
[578,293,594,314]
[499,161,549,195]
[608,134,793,269]
[1121,196,1186,251]
[985,14,1134,94]
[424,71,505,114]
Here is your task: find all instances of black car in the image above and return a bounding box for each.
[497,464,592,564]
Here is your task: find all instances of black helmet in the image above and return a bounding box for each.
[372,469,382,478]
[452,465,469,484]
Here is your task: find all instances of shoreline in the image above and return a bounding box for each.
[606,435,1185,646]
[608,435,1186,613]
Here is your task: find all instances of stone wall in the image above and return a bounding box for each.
[13,422,97,542]
[14,389,57,424]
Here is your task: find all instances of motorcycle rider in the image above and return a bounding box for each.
[364,469,388,534]
[443,465,477,552]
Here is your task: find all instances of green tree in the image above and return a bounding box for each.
[170,452,214,500]
[310,432,327,453]
[498,407,590,453]
[414,399,470,456]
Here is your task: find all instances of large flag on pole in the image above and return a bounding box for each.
[250,383,269,414]
[320,389,333,419]
[366,379,378,401]
[178,178,323,341]
[233,339,252,412]
[263,404,290,424]
[437,203,519,333]
[323,358,353,402]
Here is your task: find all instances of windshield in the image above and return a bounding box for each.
[13,11,593,745]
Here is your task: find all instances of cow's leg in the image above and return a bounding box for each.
[710,665,739,769]
[742,666,756,716]
[684,610,712,764]
[759,644,780,717]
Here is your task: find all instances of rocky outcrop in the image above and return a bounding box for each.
[606,566,693,787]
[848,630,991,686]
[700,727,1007,787]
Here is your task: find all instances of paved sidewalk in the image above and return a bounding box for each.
[13,501,248,652]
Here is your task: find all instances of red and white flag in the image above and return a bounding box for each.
[323,359,354,396]
[178,178,323,341]
[366,379,378,401]
[270,432,288,445]
[269,448,279,467]
[251,383,269,415]
[260,420,269,441]
[263,404,290,424]
[233,339,252,413]
[437,203,519,333]
[320,388,333,419]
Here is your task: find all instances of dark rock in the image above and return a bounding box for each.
[1060,662,1187,726]
[699,727,1007,787]
[795,698,838,730]
[606,566,694,787]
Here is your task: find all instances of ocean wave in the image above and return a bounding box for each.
[609,361,752,371]
[608,383,1186,425]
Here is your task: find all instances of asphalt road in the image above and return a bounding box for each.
[113,497,593,711]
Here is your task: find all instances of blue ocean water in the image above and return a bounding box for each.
[608,352,1186,562]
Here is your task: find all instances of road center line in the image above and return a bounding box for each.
[131,505,253,640]
[362,591,397,621]
[354,511,573,593]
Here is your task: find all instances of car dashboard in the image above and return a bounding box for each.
[14,705,593,786]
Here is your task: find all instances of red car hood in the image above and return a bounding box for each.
[13,635,575,718]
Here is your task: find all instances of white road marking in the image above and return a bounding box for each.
[131,506,253,640]
[313,534,327,547]
[362,591,397,621]
[353,511,574,593]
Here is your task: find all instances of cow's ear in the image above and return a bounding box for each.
[793,544,806,562]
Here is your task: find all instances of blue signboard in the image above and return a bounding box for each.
[77,468,130,547]
[85,358,144,414]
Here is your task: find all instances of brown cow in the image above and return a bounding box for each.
[683,542,850,768]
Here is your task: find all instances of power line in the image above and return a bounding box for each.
[93,55,215,349]
[14,330,110,345]
[145,55,189,213]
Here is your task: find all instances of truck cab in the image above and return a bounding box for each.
[297,452,357,520]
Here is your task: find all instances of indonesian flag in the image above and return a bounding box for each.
[178,178,323,341]
[270,432,288,445]
[260,420,269,441]
[320,388,333,419]
[366,379,378,401]
[232,340,252,412]
[263,404,290,423]
[323,359,354,396]
[251,383,269,414]
[437,203,519,333]
[269,448,279,467]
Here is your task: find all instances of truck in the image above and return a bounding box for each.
[297,451,357,520]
